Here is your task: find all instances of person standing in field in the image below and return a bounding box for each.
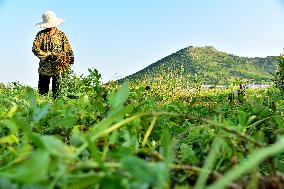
[32,11,74,98]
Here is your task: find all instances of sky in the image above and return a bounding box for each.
[1,0,284,86]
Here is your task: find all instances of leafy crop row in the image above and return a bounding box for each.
[0,69,284,188]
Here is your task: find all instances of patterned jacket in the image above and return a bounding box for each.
[32,28,74,76]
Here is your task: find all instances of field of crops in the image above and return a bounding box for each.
[0,69,284,189]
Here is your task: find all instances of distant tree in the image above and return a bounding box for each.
[273,55,284,91]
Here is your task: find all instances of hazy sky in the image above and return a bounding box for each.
[1,0,284,86]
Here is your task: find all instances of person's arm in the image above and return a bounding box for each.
[32,33,51,61]
[62,34,74,64]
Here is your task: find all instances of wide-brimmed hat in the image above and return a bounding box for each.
[35,11,65,28]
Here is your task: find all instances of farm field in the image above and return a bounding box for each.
[0,69,284,189]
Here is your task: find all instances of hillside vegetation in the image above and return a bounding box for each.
[123,46,278,85]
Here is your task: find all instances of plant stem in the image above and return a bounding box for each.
[185,115,265,148]
[76,111,265,157]
[142,116,158,147]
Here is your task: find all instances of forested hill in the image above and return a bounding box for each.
[122,46,278,85]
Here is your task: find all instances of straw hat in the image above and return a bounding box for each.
[36,11,65,28]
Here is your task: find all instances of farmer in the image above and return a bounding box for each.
[228,83,246,103]
[32,11,74,98]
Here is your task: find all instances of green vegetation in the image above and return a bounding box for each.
[273,55,284,92]
[0,68,284,188]
[123,46,278,85]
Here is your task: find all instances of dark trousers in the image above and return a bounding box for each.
[38,74,59,98]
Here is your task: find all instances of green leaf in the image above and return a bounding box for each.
[33,103,50,123]
[26,87,37,110]
[0,134,19,145]
[109,130,118,145]
[90,104,134,136]
[274,117,284,133]
[108,82,129,108]
[6,103,18,118]
[41,135,75,158]
[246,115,257,126]
[238,111,247,127]
[66,174,101,189]
[99,173,125,189]
[180,143,198,164]
[0,119,19,135]
[0,178,17,189]
[194,137,223,189]
[161,127,172,164]
[29,133,74,158]
[107,103,134,119]
[122,156,167,189]
[2,149,50,183]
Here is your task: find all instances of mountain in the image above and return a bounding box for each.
[122,46,278,85]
